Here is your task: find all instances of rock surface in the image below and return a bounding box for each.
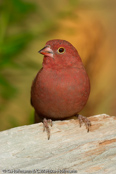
[0,114,116,174]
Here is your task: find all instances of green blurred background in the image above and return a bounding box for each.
[0,0,116,131]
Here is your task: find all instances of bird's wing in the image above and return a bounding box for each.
[30,78,36,107]
[30,97,33,106]
[30,68,43,107]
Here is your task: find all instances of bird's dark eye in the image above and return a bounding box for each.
[57,47,65,54]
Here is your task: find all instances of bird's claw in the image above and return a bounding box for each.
[77,114,91,132]
[43,118,52,140]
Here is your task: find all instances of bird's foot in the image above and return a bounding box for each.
[43,118,52,140]
[77,114,91,132]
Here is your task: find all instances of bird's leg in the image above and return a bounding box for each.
[77,114,91,132]
[43,118,52,140]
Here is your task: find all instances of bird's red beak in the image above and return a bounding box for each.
[38,45,53,58]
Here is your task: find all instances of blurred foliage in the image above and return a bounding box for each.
[0,0,77,104]
[0,0,116,131]
[0,0,35,106]
[0,0,79,130]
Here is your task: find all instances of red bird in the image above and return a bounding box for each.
[31,39,91,139]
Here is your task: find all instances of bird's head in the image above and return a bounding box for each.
[38,39,82,69]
